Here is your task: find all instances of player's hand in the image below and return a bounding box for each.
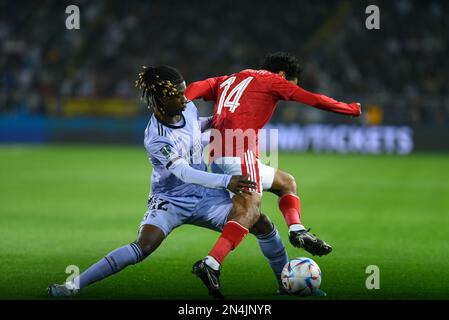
[227,175,258,194]
[350,102,362,117]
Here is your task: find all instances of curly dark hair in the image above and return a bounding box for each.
[260,52,303,81]
[135,65,184,109]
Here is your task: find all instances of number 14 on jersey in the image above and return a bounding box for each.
[217,76,253,114]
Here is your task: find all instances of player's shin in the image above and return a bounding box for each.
[206,220,249,270]
[205,193,260,270]
[256,225,288,287]
[73,242,143,290]
[279,194,305,232]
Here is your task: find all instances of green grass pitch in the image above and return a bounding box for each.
[1,145,448,300]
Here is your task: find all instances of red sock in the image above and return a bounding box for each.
[279,194,301,227]
[208,221,249,264]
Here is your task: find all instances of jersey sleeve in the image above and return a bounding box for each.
[146,136,181,169]
[146,134,231,189]
[186,77,223,102]
[290,87,362,116]
[270,74,361,117]
[169,158,231,189]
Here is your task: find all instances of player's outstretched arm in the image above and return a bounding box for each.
[291,86,362,117]
[272,77,361,117]
[168,158,256,191]
[148,138,249,189]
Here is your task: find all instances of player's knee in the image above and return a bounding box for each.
[230,192,261,227]
[249,214,274,236]
[270,170,297,197]
[135,240,154,259]
[233,204,259,225]
[244,192,261,223]
[234,192,261,210]
[136,225,165,259]
[284,173,297,193]
[277,172,297,195]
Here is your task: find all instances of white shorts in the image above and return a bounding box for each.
[211,152,276,194]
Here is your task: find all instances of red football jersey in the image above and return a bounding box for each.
[186,69,361,158]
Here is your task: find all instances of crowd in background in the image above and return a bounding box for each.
[1,0,448,127]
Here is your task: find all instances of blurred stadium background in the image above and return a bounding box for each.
[1,0,449,299]
[1,0,448,150]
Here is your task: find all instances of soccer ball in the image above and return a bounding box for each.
[281,257,322,296]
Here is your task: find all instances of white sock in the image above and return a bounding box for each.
[204,255,220,271]
[289,224,306,233]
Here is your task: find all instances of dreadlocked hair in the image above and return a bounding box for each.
[135,65,184,109]
[261,52,303,81]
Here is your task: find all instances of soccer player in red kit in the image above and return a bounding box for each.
[187,52,361,297]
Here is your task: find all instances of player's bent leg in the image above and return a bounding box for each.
[228,192,261,228]
[192,192,261,300]
[268,169,303,229]
[48,239,145,298]
[267,169,297,197]
[250,214,288,293]
[205,192,261,265]
[136,224,166,259]
[261,165,303,229]
[48,224,165,298]
[267,169,333,256]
